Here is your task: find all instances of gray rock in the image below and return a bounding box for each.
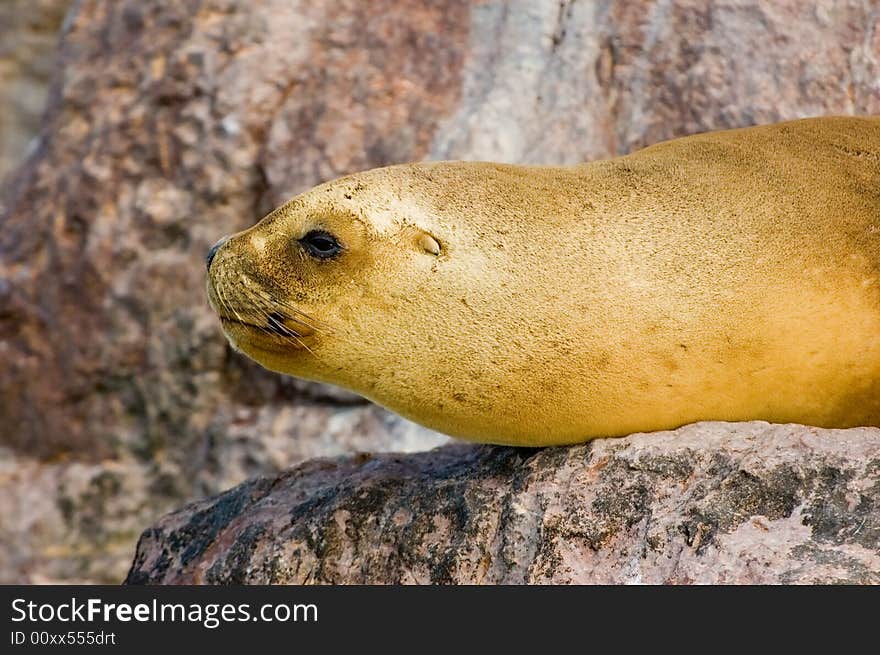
[126,422,880,584]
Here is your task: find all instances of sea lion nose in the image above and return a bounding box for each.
[206,236,229,270]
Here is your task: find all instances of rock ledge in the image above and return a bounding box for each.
[126,422,880,584]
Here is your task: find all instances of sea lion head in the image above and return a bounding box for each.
[207,161,578,443]
[206,165,462,406]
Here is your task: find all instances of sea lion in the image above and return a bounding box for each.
[206,116,880,446]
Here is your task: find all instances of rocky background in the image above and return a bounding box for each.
[0,1,72,187]
[2,1,880,583]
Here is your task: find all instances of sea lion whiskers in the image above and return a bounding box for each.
[233,287,327,360]
[212,273,289,338]
[243,278,335,335]
[249,286,362,346]
[229,296,317,356]
[252,306,323,359]
[242,284,326,338]
[267,296,331,334]
[219,273,307,335]
[215,276,245,327]
[268,295,369,349]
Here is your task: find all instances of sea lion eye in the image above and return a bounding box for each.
[299,230,342,259]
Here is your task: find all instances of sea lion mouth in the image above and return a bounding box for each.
[207,275,320,341]
[266,312,303,337]
[219,312,313,338]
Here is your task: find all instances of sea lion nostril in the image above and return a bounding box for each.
[206,236,229,270]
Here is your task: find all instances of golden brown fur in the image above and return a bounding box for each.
[207,116,880,446]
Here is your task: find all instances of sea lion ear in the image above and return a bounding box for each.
[416,231,441,256]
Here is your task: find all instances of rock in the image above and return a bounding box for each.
[3,0,880,583]
[126,422,880,584]
[0,408,443,583]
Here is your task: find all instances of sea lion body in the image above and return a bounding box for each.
[207,116,880,446]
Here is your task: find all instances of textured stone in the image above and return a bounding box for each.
[3,0,880,582]
[0,0,71,185]
[126,423,880,585]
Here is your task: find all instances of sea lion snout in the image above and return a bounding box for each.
[206,235,229,270]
